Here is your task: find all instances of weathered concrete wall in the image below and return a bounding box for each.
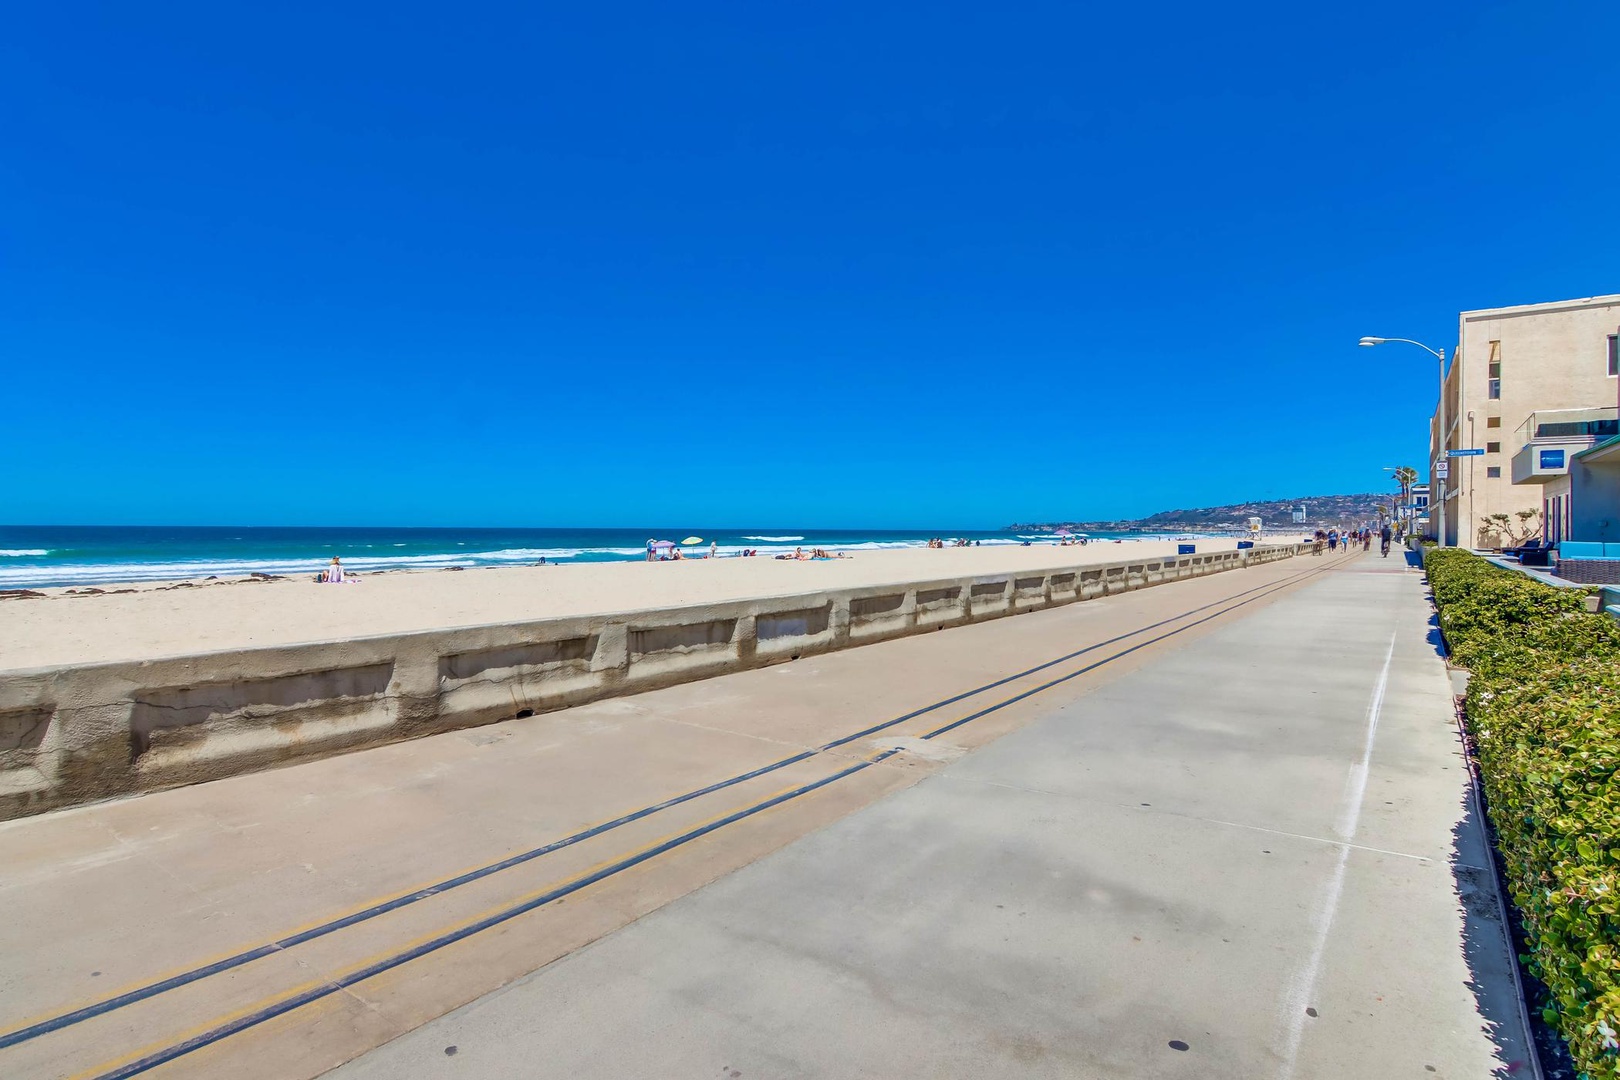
[0,544,1306,820]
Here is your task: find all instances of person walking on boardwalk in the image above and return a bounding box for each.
[1379,522,1392,557]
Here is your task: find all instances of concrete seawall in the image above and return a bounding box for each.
[0,543,1306,820]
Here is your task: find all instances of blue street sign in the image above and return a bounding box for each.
[1447,448,1485,457]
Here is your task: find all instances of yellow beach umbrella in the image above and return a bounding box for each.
[681,536,704,545]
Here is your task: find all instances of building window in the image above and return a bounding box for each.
[1610,334,1618,376]
[1488,379,1501,399]
[1486,416,1501,428]
[1488,342,1501,398]
[1486,466,1501,478]
[1486,441,1500,454]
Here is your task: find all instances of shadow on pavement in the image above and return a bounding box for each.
[1452,773,1577,1078]
[1424,611,1446,659]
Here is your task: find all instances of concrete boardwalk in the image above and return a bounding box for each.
[0,550,1530,1079]
[326,553,1531,1080]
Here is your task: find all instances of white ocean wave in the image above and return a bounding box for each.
[478,547,657,559]
[788,540,929,552]
[0,553,479,587]
[702,541,923,557]
[4,535,1129,588]
[741,535,804,542]
[0,549,50,557]
[0,544,661,587]
[640,541,944,558]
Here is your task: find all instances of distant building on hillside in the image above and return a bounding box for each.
[1428,293,1620,547]
[1291,506,1307,524]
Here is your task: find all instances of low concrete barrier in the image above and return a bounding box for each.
[0,543,1307,820]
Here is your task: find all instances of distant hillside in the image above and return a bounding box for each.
[1007,493,1392,533]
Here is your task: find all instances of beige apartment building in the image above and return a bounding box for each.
[1428,293,1620,547]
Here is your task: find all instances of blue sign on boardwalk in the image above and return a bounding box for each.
[1447,448,1485,457]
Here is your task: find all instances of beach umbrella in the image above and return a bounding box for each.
[681,536,704,545]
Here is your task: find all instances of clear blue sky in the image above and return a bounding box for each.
[4,2,1617,528]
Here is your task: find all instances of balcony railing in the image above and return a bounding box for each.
[1512,407,1620,485]
[1514,406,1620,447]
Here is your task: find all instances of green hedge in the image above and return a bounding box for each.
[1425,548,1620,1077]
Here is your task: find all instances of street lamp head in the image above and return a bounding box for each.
[1358,337,1386,347]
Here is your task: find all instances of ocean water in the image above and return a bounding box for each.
[0,525,1197,589]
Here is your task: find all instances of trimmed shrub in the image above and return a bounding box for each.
[1426,549,1620,1077]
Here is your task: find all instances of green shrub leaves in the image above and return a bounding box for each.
[1426,549,1620,1077]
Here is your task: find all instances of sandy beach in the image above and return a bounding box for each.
[0,538,1308,671]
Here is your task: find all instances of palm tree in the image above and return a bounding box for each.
[1392,465,1418,536]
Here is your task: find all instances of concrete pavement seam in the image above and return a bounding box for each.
[931,772,1437,863]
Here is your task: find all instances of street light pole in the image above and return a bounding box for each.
[1360,337,1449,547]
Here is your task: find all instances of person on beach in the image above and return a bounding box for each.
[321,557,345,583]
[710,541,717,559]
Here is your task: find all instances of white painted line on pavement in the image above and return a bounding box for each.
[1274,630,1396,1080]
[1336,634,1394,843]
